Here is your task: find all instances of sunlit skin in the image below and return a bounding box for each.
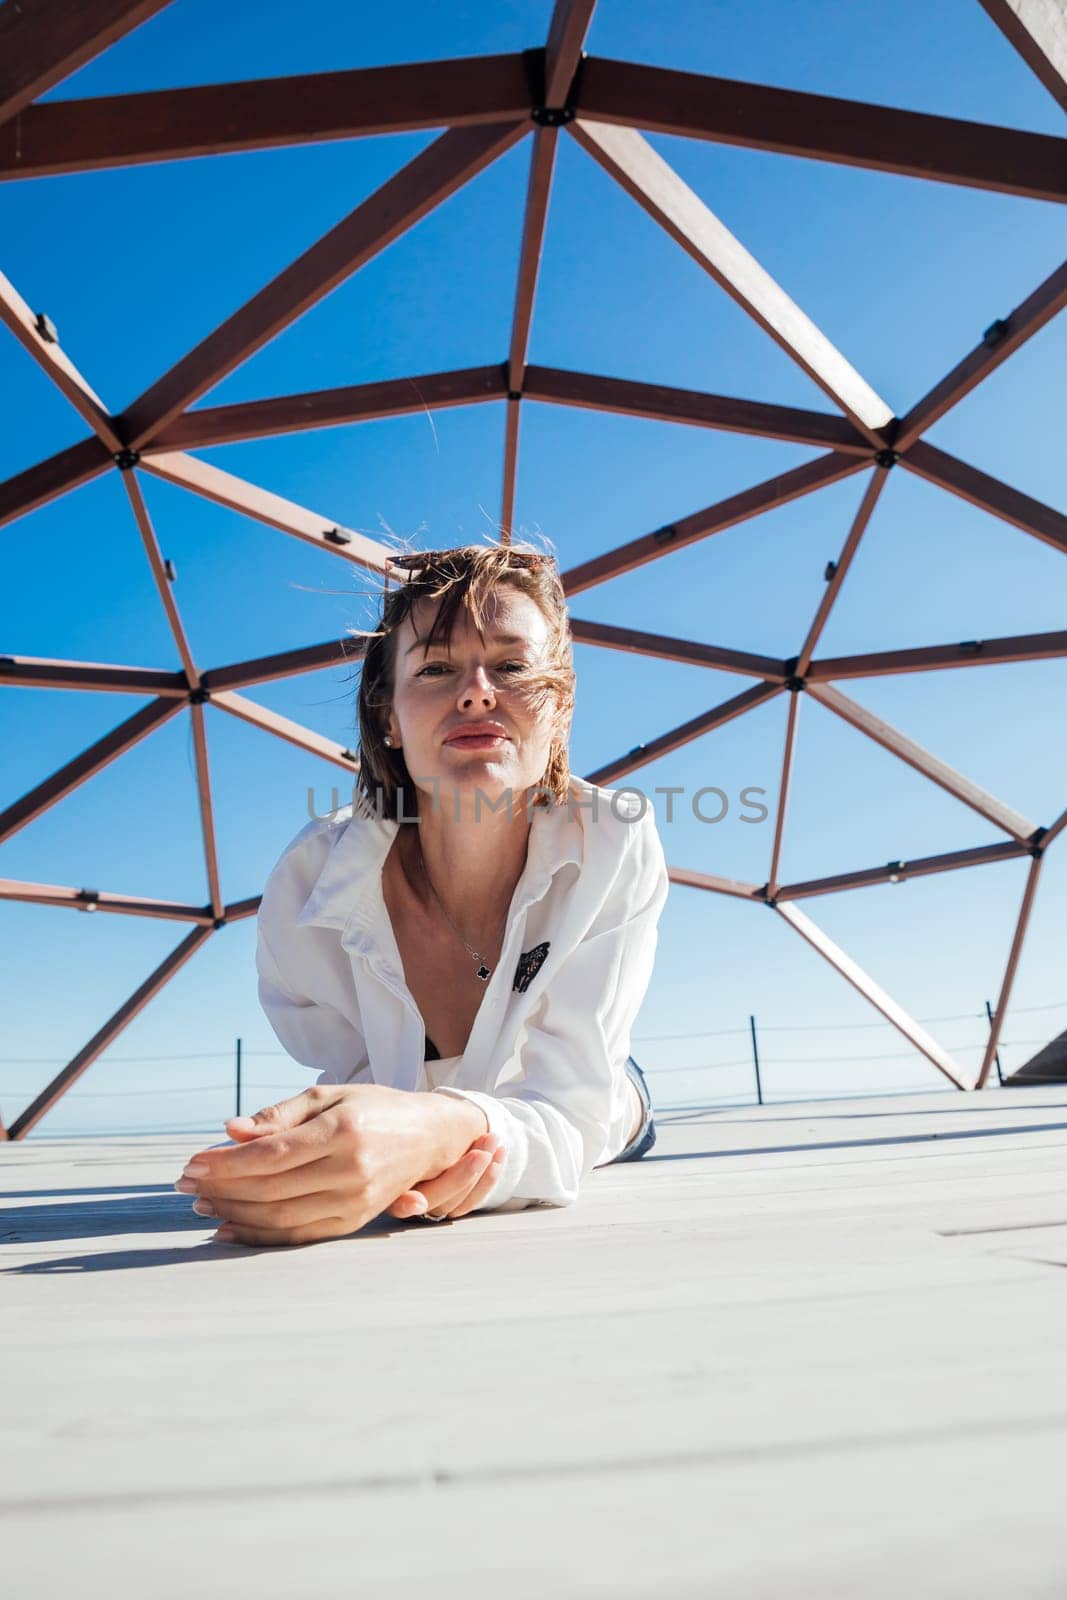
[175,584,569,1244]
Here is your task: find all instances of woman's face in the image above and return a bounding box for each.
[384,585,561,820]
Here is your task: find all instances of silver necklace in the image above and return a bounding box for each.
[416,837,503,982]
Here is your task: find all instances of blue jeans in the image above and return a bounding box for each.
[609,1056,657,1163]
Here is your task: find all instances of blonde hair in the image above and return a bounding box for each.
[347,540,576,823]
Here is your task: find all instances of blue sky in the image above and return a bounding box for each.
[1,0,1065,1138]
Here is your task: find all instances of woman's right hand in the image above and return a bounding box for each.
[386,1131,506,1221]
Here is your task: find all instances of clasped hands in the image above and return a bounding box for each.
[174,1082,505,1247]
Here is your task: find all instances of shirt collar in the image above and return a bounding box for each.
[294,783,585,936]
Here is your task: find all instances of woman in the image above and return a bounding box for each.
[175,542,670,1245]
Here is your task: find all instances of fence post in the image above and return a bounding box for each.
[749,1014,764,1106]
[235,1036,243,1118]
[984,1001,1004,1086]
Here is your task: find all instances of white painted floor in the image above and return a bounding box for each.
[3,1085,1067,1598]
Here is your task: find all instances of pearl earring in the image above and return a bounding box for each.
[384,735,393,746]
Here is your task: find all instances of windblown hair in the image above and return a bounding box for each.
[347,540,576,823]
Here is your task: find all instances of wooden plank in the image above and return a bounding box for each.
[523,365,871,452]
[147,366,506,451]
[544,0,598,107]
[0,268,121,448]
[774,902,970,1087]
[561,453,866,595]
[774,839,1029,900]
[807,629,1067,680]
[903,442,1067,555]
[576,55,1067,200]
[896,259,1067,449]
[977,0,1067,112]
[0,435,112,529]
[0,54,533,177]
[569,118,895,442]
[0,656,186,694]
[139,451,393,572]
[0,878,213,921]
[4,924,214,1140]
[806,681,1040,842]
[0,0,174,125]
[587,682,784,785]
[0,697,183,843]
[569,617,785,680]
[120,120,529,447]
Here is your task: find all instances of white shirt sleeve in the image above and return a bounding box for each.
[256,883,372,1086]
[431,804,669,1210]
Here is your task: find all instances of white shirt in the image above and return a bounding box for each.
[254,774,670,1212]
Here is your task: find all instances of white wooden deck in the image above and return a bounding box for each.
[3,1085,1067,1597]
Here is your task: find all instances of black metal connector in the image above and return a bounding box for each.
[1028,826,1048,859]
[875,448,899,469]
[524,46,586,128]
[340,747,358,763]
[628,744,646,757]
[323,526,351,547]
[163,558,177,583]
[653,524,678,547]
[824,560,838,582]
[213,916,226,930]
[959,639,983,655]
[507,390,522,402]
[189,686,210,704]
[982,317,1009,348]
[886,860,906,883]
[76,888,100,909]
[113,448,141,471]
[759,885,778,909]
[35,311,58,344]
[783,655,805,692]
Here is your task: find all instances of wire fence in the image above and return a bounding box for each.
[2,997,1063,1136]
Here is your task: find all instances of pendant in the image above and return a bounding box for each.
[476,963,491,981]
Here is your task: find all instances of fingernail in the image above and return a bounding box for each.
[214,1226,236,1243]
[174,1177,198,1194]
[182,1161,209,1178]
[408,1194,428,1215]
[192,1198,217,1217]
[492,1146,505,1162]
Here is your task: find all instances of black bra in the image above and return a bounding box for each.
[424,1035,441,1062]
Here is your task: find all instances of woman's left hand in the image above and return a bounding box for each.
[174,1082,479,1247]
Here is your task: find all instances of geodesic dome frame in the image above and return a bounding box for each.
[1,0,1065,1138]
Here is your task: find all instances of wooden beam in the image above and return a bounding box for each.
[0,0,174,126]
[209,690,363,772]
[976,852,1045,1088]
[0,697,183,844]
[0,435,112,530]
[0,53,533,177]
[569,617,785,680]
[149,365,507,451]
[774,901,970,1088]
[139,451,393,572]
[544,0,597,106]
[120,119,529,447]
[203,639,359,693]
[774,839,1029,900]
[0,268,122,448]
[0,656,186,694]
[561,452,866,595]
[587,682,784,786]
[569,118,895,442]
[896,259,1067,449]
[0,878,213,922]
[574,55,1067,201]
[807,628,1067,680]
[5,922,214,1140]
[806,681,1040,843]
[976,0,1067,113]
[523,365,871,452]
[903,442,1067,555]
